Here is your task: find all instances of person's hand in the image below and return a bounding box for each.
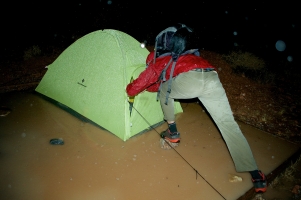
[128,96,135,103]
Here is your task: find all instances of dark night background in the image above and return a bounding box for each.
[1,0,300,68]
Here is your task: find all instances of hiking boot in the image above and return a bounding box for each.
[252,171,267,193]
[160,129,180,143]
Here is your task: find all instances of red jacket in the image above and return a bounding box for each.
[126,50,215,96]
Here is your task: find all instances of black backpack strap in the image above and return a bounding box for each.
[164,61,177,105]
[156,58,173,102]
[181,49,200,56]
[155,49,198,105]
[156,54,180,105]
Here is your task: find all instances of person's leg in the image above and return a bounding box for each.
[195,71,258,171]
[159,71,206,122]
[197,71,267,192]
[160,70,266,192]
[159,71,204,142]
[160,70,258,170]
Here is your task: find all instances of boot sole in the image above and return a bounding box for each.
[164,137,180,143]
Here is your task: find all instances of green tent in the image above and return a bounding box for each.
[35,29,183,141]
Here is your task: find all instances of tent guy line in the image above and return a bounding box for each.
[130,103,227,200]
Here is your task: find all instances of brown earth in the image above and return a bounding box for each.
[0,46,301,199]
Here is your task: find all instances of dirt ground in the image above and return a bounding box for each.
[0,46,301,199]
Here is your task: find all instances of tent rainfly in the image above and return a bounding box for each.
[35,29,183,141]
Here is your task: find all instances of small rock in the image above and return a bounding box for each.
[50,138,64,145]
[229,174,243,182]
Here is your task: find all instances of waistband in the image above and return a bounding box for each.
[192,68,215,72]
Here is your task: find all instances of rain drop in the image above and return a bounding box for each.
[275,40,286,51]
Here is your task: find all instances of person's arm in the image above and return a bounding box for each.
[126,67,158,96]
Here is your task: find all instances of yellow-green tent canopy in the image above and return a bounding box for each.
[35,29,182,141]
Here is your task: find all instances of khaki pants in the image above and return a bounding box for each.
[159,70,258,172]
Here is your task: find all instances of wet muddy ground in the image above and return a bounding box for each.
[1,91,300,200]
[1,48,301,199]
